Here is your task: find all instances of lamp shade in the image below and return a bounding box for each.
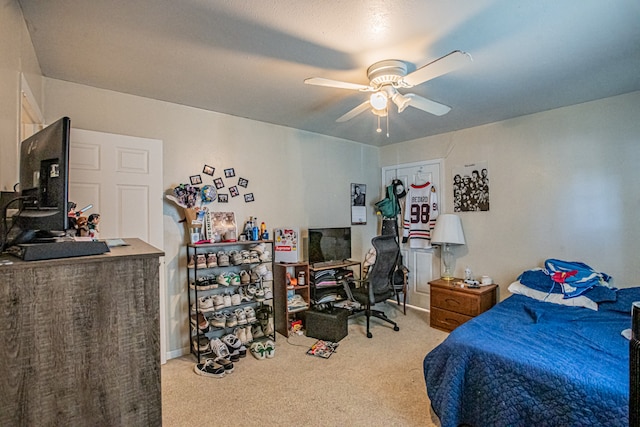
[431,214,466,245]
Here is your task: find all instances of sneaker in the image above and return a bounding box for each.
[250,341,266,360]
[238,287,253,303]
[194,359,225,378]
[235,327,247,345]
[230,292,241,306]
[263,339,275,358]
[210,338,231,359]
[263,286,273,300]
[214,357,234,374]
[250,242,266,254]
[244,306,257,323]
[250,270,260,283]
[216,274,231,287]
[217,251,230,267]
[212,294,225,311]
[225,312,238,328]
[245,325,253,343]
[222,333,243,351]
[249,251,260,263]
[206,253,218,268]
[241,250,251,264]
[230,251,243,266]
[252,263,268,277]
[223,293,232,308]
[196,254,207,269]
[263,270,273,281]
[238,344,247,358]
[259,251,271,262]
[190,312,209,331]
[252,323,265,339]
[228,273,241,286]
[192,336,210,353]
[246,284,258,297]
[255,288,265,302]
[187,255,195,268]
[263,317,274,336]
[239,270,251,284]
[197,295,216,312]
[235,308,247,325]
[210,312,226,328]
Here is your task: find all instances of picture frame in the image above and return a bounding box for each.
[213,177,225,189]
[224,168,236,178]
[218,193,229,203]
[244,193,254,203]
[229,186,239,197]
[238,177,249,188]
[189,174,202,185]
[202,164,215,176]
[351,183,367,225]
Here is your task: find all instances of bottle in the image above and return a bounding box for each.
[252,226,259,241]
[260,222,267,239]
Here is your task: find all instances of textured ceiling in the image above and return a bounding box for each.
[17,0,640,146]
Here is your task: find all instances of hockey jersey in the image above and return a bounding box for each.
[402,182,439,249]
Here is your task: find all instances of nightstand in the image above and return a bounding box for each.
[428,278,498,332]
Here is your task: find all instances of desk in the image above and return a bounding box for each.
[0,239,163,426]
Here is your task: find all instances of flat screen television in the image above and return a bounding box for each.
[13,117,71,240]
[307,227,352,264]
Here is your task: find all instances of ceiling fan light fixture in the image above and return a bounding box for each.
[370,91,388,110]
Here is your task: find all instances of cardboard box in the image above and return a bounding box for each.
[274,227,299,262]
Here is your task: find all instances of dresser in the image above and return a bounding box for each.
[429,278,498,332]
[0,238,163,426]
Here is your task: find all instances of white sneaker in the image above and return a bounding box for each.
[225,311,238,328]
[212,294,225,311]
[196,254,207,269]
[252,264,268,277]
[230,292,241,306]
[235,308,247,325]
[235,327,247,344]
[252,323,265,339]
[197,295,215,312]
[244,306,257,323]
[217,274,230,287]
[229,273,241,286]
[245,325,253,344]
[210,338,231,359]
[263,339,275,358]
[223,293,232,307]
[210,312,226,328]
[250,243,266,254]
[187,255,195,268]
[263,317,274,336]
[263,286,273,300]
[259,251,271,262]
[206,253,218,268]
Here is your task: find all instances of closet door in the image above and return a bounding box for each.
[382,160,443,311]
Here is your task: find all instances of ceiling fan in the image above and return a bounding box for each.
[304,50,472,123]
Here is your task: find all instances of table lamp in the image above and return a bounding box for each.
[431,214,466,281]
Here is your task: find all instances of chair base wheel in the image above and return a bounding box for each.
[367,332,373,338]
[393,326,400,331]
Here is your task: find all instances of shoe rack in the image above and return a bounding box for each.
[273,262,310,337]
[187,240,275,362]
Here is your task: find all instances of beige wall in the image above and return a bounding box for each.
[0,1,43,190]
[43,78,380,356]
[381,91,640,297]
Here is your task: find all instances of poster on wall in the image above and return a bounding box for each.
[453,161,489,212]
[351,183,367,225]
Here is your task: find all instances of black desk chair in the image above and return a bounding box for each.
[352,235,401,338]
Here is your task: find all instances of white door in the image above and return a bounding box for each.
[68,129,166,363]
[382,160,443,311]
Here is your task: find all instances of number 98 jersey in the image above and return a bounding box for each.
[402,182,439,249]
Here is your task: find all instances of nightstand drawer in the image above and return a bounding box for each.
[431,287,479,316]
[430,307,472,331]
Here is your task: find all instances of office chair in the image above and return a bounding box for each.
[351,235,401,338]
[392,260,409,315]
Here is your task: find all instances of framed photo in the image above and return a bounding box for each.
[238,177,249,188]
[453,161,490,212]
[351,183,366,225]
[202,165,215,176]
[213,178,225,189]
[224,168,236,178]
[218,193,229,203]
[229,186,239,197]
[244,193,254,203]
[189,174,202,185]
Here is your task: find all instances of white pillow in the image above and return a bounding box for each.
[508,280,598,311]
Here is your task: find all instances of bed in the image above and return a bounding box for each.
[423,281,640,427]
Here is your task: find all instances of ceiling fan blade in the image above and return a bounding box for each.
[336,100,372,122]
[404,94,451,116]
[304,77,371,91]
[402,50,472,87]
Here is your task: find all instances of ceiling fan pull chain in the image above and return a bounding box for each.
[386,110,390,138]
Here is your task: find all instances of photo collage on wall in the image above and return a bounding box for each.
[452,161,489,212]
[187,164,254,205]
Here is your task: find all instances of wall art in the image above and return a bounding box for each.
[453,161,489,212]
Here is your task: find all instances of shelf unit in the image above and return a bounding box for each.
[187,240,275,362]
[273,262,310,337]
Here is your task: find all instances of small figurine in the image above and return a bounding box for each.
[76,216,90,237]
[87,213,100,239]
[464,266,473,281]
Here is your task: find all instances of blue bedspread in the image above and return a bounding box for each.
[423,294,631,427]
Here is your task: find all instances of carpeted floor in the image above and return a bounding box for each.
[161,304,448,426]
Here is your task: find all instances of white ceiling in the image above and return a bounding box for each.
[17,0,640,147]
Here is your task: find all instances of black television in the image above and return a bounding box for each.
[308,227,352,264]
[13,116,71,240]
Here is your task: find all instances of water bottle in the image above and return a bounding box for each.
[252,226,259,241]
